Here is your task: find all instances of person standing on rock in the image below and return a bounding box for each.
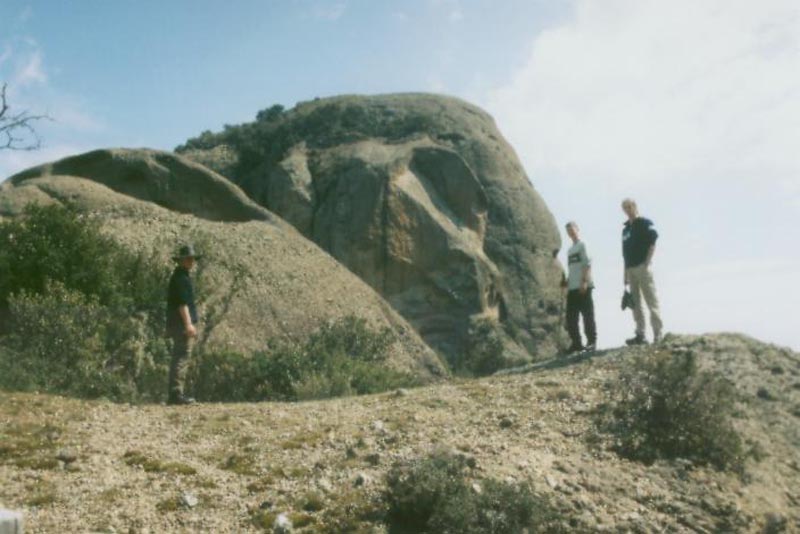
[563,221,596,353]
[166,244,201,405]
[621,198,663,345]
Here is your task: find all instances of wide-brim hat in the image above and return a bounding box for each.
[173,244,203,262]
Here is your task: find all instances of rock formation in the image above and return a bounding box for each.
[179,94,564,366]
[1,149,445,380]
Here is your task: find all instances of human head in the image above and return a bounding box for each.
[621,198,639,220]
[173,244,202,270]
[565,221,580,243]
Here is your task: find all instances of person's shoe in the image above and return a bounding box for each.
[585,342,596,352]
[566,343,584,354]
[625,334,648,346]
[653,333,663,344]
[167,395,196,406]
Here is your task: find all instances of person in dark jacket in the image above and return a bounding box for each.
[621,198,663,345]
[166,244,201,405]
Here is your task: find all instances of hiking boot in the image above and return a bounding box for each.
[625,334,648,346]
[566,343,584,354]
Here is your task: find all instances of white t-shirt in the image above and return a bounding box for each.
[567,240,593,290]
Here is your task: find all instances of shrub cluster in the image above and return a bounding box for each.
[603,350,746,472]
[0,205,169,401]
[459,317,506,376]
[192,316,418,402]
[385,452,560,534]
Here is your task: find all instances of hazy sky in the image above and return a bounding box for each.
[2,0,798,350]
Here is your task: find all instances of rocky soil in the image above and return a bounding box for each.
[1,333,798,533]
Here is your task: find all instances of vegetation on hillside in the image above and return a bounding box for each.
[598,350,748,473]
[0,204,418,402]
[176,98,450,180]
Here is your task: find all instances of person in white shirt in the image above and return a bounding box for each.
[563,221,597,353]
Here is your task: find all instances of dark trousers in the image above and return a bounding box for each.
[566,288,597,348]
[168,334,193,401]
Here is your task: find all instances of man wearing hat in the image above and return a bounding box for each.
[166,244,201,405]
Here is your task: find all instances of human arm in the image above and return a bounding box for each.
[178,304,197,337]
[645,244,656,267]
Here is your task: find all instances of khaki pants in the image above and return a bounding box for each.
[168,334,194,401]
[627,264,663,339]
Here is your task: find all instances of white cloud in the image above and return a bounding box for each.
[487,0,800,192]
[14,49,47,87]
[430,0,464,23]
[0,46,11,67]
[311,2,346,21]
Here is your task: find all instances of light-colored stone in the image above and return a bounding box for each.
[0,510,23,534]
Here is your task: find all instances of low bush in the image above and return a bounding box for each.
[0,204,169,401]
[460,317,506,376]
[1,282,168,401]
[385,451,560,533]
[192,316,418,402]
[602,350,746,472]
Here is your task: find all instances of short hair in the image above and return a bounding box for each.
[565,221,578,230]
[621,198,637,210]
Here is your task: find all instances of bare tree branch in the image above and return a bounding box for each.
[0,82,51,151]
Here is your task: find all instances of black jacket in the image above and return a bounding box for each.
[622,217,658,268]
[166,266,198,335]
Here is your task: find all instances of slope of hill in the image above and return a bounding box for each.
[1,333,797,533]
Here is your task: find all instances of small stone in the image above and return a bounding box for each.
[499,417,514,429]
[56,449,78,464]
[180,493,199,509]
[471,482,483,494]
[273,512,293,534]
[354,473,371,487]
[545,475,558,489]
[394,388,409,397]
[372,420,386,433]
[366,453,381,466]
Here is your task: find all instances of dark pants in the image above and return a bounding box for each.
[168,334,193,401]
[566,288,597,348]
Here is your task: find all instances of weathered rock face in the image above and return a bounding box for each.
[1,150,446,380]
[179,94,564,364]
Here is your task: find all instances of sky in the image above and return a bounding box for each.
[1,0,798,350]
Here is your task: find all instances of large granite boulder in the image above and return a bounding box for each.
[179,94,564,364]
[1,149,446,380]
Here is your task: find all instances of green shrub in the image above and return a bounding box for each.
[1,282,167,400]
[460,317,506,376]
[0,204,169,401]
[385,452,560,533]
[603,350,746,472]
[192,316,418,402]
[0,204,164,316]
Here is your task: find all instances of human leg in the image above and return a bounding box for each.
[581,288,597,347]
[565,290,583,351]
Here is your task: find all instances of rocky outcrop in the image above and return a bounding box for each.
[8,148,275,223]
[179,94,564,365]
[0,150,446,379]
